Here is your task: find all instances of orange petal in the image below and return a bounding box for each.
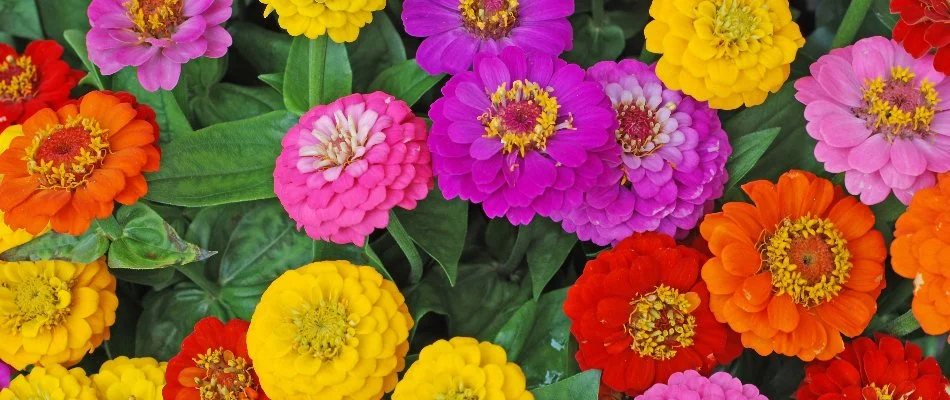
[733,272,772,312]
[95,199,114,219]
[767,294,800,333]
[13,188,71,218]
[890,237,919,278]
[843,259,884,292]
[114,174,147,205]
[828,197,875,240]
[741,331,774,356]
[80,92,135,134]
[816,292,875,337]
[85,169,126,202]
[741,179,780,227]
[771,331,800,357]
[708,222,755,256]
[701,258,742,295]
[22,108,60,134]
[777,170,811,219]
[849,231,887,262]
[721,243,763,276]
[721,298,755,333]
[791,310,827,362]
[803,176,834,217]
[912,297,950,335]
[55,104,79,121]
[0,175,40,210]
[110,120,155,151]
[142,145,161,172]
[50,203,89,236]
[4,203,50,234]
[0,149,28,178]
[815,321,845,361]
[102,148,147,177]
[722,202,765,239]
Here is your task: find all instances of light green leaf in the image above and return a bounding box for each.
[258,73,284,93]
[35,0,89,43]
[723,127,782,196]
[283,35,352,114]
[516,289,577,388]
[531,370,602,400]
[193,84,283,126]
[387,211,424,283]
[0,0,43,39]
[525,218,577,299]
[492,300,538,361]
[108,203,215,269]
[392,187,468,285]
[228,21,292,73]
[369,60,445,107]
[63,29,107,90]
[0,218,115,263]
[216,201,313,286]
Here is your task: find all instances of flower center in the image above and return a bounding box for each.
[299,109,384,178]
[860,66,940,140]
[125,0,184,38]
[437,383,480,400]
[26,115,110,190]
[179,348,261,400]
[4,275,71,335]
[291,300,354,361]
[0,55,38,104]
[765,215,853,307]
[862,383,907,400]
[481,80,573,157]
[615,101,676,157]
[697,0,771,58]
[458,0,519,39]
[625,285,699,360]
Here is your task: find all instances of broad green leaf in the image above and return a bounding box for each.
[392,187,468,285]
[258,73,284,93]
[283,35,352,114]
[871,0,898,29]
[0,218,115,263]
[193,84,283,126]
[607,7,649,40]
[492,300,538,361]
[368,60,445,107]
[35,0,89,43]
[63,29,107,90]
[347,12,407,91]
[112,68,193,143]
[525,218,577,299]
[387,211,424,284]
[216,201,313,286]
[562,15,625,68]
[110,268,180,290]
[108,203,214,269]
[185,201,264,281]
[516,289,577,387]
[722,127,782,196]
[145,111,298,207]
[485,218,518,262]
[135,282,229,360]
[174,56,228,124]
[228,21,292,73]
[531,370,601,400]
[0,0,43,39]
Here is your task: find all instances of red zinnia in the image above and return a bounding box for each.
[796,334,950,400]
[892,0,950,74]
[0,40,84,131]
[564,232,742,396]
[164,317,268,400]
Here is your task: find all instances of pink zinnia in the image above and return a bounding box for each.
[795,36,950,205]
[86,0,232,91]
[636,371,768,400]
[274,92,434,246]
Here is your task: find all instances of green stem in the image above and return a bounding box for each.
[176,264,220,298]
[591,0,605,26]
[882,309,921,337]
[501,227,532,276]
[831,0,872,48]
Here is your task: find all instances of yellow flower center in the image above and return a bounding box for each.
[625,285,699,360]
[764,215,853,307]
[292,300,354,361]
[481,79,573,157]
[3,275,71,335]
[125,0,184,38]
[459,0,519,39]
[697,0,773,59]
[25,115,111,190]
[180,348,260,400]
[861,66,941,140]
[863,383,907,400]
[437,383,480,400]
[0,55,38,104]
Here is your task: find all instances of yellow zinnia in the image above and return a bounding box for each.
[0,126,37,253]
[644,0,805,110]
[247,260,413,399]
[260,0,385,43]
[0,364,97,399]
[91,356,166,400]
[392,337,534,400]
[0,259,118,369]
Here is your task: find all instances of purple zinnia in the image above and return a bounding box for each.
[795,36,950,205]
[636,370,768,400]
[401,0,573,75]
[560,60,730,245]
[87,0,233,91]
[428,46,615,225]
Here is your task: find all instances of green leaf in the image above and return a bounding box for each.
[62,29,107,90]
[193,84,283,126]
[492,300,538,361]
[831,0,873,48]
[0,0,43,39]
[258,73,284,93]
[607,8,649,40]
[283,36,353,114]
[216,201,313,286]
[0,219,113,263]
[562,15,625,68]
[35,0,90,43]
[871,0,898,30]
[135,282,229,360]
[145,111,298,207]
[347,12,407,91]
[387,211,424,283]
[108,203,215,269]
[362,242,393,281]
[173,56,228,123]
[723,127,782,196]
[525,218,577,299]
[228,21,292,73]
[369,60,445,107]
[392,187,468,285]
[531,370,601,400]
[112,68,193,143]
[110,268,180,290]
[516,289,577,387]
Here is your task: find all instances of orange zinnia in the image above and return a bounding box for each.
[891,172,950,337]
[700,170,886,361]
[0,91,160,235]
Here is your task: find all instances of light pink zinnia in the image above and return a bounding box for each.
[274,92,434,246]
[636,370,768,400]
[87,0,232,91]
[795,36,950,205]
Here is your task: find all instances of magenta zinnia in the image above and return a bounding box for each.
[636,371,767,400]
[274,92,433,246]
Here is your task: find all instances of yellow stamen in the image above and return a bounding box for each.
[291,300,355,361]
[24,115,111,190]
[125,0,184,38]
[624,285,699,360]
[764,215,852,307]
[458,0,519,39]
[481,79,572,157]
[0,55,38,102]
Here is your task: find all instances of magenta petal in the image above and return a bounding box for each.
[470,138,503,160]
[172,16,207,42]
[115,44,160,67]
[519,0,574,20]
[201,0,233,25]
[477,56,511,90]
[137,55,182,91]
[202,25,232,58]
[415,30,464,75]
[402,2,460,36]
[163,40,208,63]
[847,134,890,173]
[184,0,214,16]
[890,138,927,176]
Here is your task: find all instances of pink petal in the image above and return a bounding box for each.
[845,171,890,205]
[890,138,927,176]
[816,55,862,108]
[848,134,890,173]
[820,112,871,147]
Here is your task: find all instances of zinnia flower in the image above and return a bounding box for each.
[0,259,118,369]
[0,91,162,235]
[892,0,950,75]
[644,0,805,110]
[0,362,10,390]
[91,356,166,400]
[164,317,267,400]
[0,40,84,132]
[0,365,97,400]
[636,370,767,400]
[795,36,950,205]
[564,232,742,396]
[429,46,616,225]
[260,0,384,43]
[274,91,433,246]
[891,172,950,337]
[700,170,887,361]
[87,0,232,91]
[392,337,534,400]
[560,60,730,245]
[401,0,573,75]
[247,260,413,399]
[795,335,950,400]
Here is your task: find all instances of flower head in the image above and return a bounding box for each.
[0,259,118,369]
[636,370,767,400]
[429,46,616,225]
[0,361,10,390]
[796,335,950,400]
[644,0,804,110]
[274,92,433,246]
[0,40,84,132]
[891,172,950,336]
[392,337,534,400]
[87,0,233,91]
[261,0,384,42]
[560,60,731,245]
[892,0,950,75]
[0,365,97,400]
[247,260,413,399]
[795,36,950,205]
[564,232,741,396]
[402,0,573,75]
[700,170,887,361]
[164,317,267,400]
[0,91,161,235]
[91,356,166,400]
